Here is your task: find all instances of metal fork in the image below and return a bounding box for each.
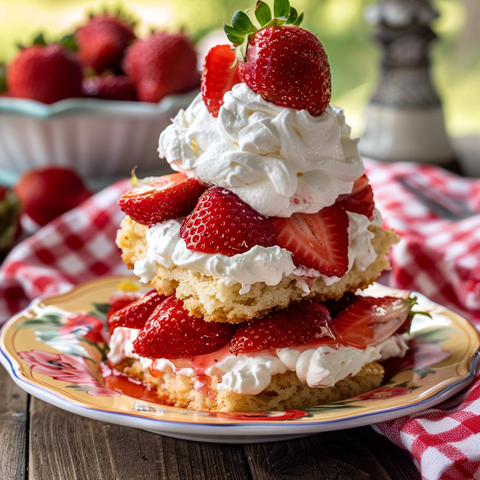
[396,175,477,220]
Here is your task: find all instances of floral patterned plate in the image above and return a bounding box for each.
[1,275,479,444]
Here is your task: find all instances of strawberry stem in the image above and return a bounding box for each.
[130,167,138,186]
[404,295,432,334]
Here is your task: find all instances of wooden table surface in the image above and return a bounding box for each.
[0,362,422,480]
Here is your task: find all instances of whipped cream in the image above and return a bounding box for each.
[158,83,365,217]
[107,327,408,396]
[133,210,381,292]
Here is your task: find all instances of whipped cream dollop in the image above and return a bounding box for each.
[133,210,381,292]
[158,83,365,217]
[107,328,409,396]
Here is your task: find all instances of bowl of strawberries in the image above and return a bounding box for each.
[0,11,200,188]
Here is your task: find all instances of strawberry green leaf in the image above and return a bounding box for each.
[292,11,304,26]
[274,0,290,19]
[255,1,272,26]
[59,34,78,52]
[0,189,21,252]
[0,63,6,94]
[231,10,257,34]
[223,24,245,45]
[32,33,48,47]
[286,7,298,24]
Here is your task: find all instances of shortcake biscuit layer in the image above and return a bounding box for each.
[117,217,399,323]
[116,358,384,412]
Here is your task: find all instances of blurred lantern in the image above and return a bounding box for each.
[359,0,455,166]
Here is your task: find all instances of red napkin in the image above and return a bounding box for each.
[1,164,479,480]
[365,160,480,480]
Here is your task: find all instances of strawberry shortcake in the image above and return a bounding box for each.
[108,0,411,412]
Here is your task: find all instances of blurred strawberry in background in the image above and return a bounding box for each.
[14,166,92,228]
[124,32,200,103]
[1,9,200,105]
[81,75,136,101]
[7,34,83,104]
[0,185,22,258]
[75,12,136,75]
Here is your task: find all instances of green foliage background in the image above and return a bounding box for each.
[0,0,478,136]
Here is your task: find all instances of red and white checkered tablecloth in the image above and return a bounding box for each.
[1,162,479,480]
[0,179,130,320]
[365,160,480,480]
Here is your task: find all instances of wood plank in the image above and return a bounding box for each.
[0,364,28,480]
[29,397,252,480]
[29,397,116,480]
[349,427,421,479]
[153,436,251,480]
[244,428,421,480]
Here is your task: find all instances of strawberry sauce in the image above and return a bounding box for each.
[101,363,162,404]
[158,344,231,375]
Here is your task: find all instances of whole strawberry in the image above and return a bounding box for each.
[223,0,331,117]
[75,13,136,74]
[7,37,83,104]
[82,75,136,101]
[14,166,92,227]
[123,32,200,103]
[180,187,277,256]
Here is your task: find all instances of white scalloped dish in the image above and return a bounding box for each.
[0,92,197,189]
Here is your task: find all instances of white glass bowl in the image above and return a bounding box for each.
[0,91,198,189]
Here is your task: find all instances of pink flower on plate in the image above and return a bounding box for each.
[59,313,106,344]
[357,386,413,401]
[18,349,119,397]
[412,340,451,370]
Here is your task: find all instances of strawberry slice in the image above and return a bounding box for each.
[180,187,277,256]
[106,290,144,322]
[108,288,167,333]
[336,175,375,219]
[150,172,187,188]
[118,173,207,226]
[230,301,336,355]
[331,296,415,348]
[270,204,349,277]
[133,296,236,359]
[201,44,242,117]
